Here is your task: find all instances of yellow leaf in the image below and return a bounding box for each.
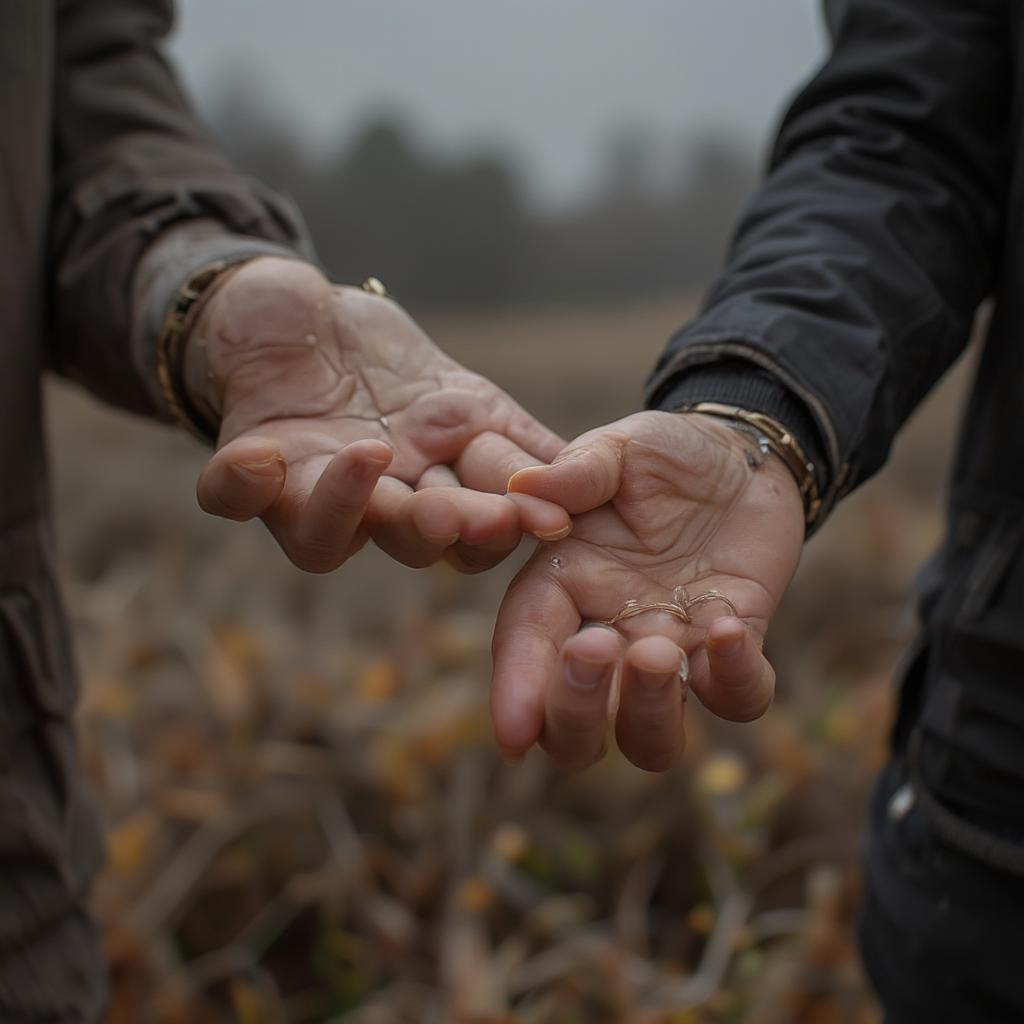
[356,656,400,702]
[687,904,714,936]
[698,752,748,796]
[107,813,157,880]
[230,980,266,1024]
[490,823,529,863]
[456,876,495,914]
[823,704,859,746]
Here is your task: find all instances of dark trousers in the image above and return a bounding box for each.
[860,760,1024,1023]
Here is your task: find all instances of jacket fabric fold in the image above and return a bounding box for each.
[1,2,308,1017]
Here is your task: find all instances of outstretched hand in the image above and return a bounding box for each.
[185,258,570,573]
[491,411,805,771]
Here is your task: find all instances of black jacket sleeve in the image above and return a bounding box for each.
[646,0,1012,520]
[49,0,315,419]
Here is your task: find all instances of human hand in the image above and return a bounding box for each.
[185,258,569,572]
[490,410,805,771]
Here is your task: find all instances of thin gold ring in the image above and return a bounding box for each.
[602,585,737,628]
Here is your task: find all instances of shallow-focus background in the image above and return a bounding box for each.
[47,4,976,1021]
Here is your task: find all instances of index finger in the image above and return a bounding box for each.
[491,549,580,762]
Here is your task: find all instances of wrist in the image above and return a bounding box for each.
[182,257,330,429]
[653,361,830,507]
[677,407,816,528]
[180,262,250,427]
[155,258,255,444]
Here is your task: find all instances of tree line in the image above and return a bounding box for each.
[207,82,759,311]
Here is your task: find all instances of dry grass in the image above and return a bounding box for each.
[46,297,972,1023]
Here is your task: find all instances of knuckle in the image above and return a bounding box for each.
[542,733,606,773]
[286,539,341,574]
[207,485,252,522]
[731,686,774,723]
[500,450,530,480]
[445,547,499,575]
[502,581,551,629]
[550,704,606,740]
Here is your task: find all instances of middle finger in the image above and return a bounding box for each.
[615,635,686,772]
[542,626,623,771]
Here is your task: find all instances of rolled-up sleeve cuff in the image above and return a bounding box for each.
[131,219,304,420]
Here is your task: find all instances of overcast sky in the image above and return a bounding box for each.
[170,1,826,207]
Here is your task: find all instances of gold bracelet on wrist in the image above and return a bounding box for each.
[678,401,822,527]
[155,258,252,445]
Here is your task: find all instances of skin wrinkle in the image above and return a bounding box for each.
[329,313,388,418]
[492,408,802,770]
[224,387,358,437]
[226,279,542,478]
[189,256,574,602]
[554,433,629,475]
[610,422,756,558]
[220,286,463,435]
[561,423,791,606]
[612,471,744,562]
[572,552,752,653]
[229,367,489,457]
[220,341,356,416]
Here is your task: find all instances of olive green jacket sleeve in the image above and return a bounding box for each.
[50,0,315,420]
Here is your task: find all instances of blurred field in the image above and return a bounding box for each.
[47,297,971,1023]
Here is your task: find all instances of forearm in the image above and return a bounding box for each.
[647,0,1010,524]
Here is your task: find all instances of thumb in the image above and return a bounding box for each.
[197,436,287,522]
[506,431,626,514]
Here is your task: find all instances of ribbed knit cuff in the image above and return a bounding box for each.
[652,360,831,500]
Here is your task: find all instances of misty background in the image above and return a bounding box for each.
[169,1,826,310]
[64,10,946,1018]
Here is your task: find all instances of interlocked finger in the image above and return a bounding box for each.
[416,464,461,489]
[455,431,547,495]
[365,476,462,567]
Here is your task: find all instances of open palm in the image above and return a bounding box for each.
[189,259,569,573]
[491,410,805,771]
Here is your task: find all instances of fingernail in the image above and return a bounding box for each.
[566,655,613,691]
[709,635,743,658]
[234,458,283,480]
[502,751,525,768]
[534,524,571,541]
[506,467,542,493]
